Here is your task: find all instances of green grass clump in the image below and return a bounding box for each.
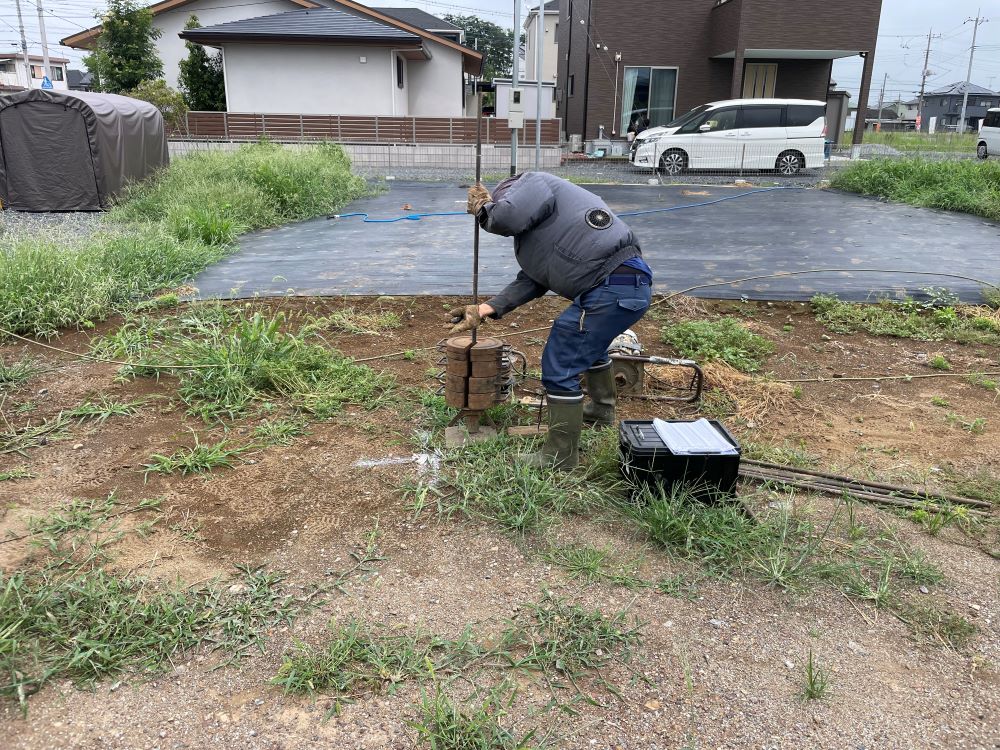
[742,440,818,468]
[67,395,145,425]
[144,434,254,477]
[1,143,368,338]
[800,649,831,700]
[0,467,33,481]
[928,355,951,371]
[253,417,309,446]
[406,438,612,534]
[160,312,393,421]
[411,686,537,750]
[0,357,38,387]
[829,158,1000,222]
[541,544,648,589]
[811,294,1000,346]
[967,373,998,391]
[661,317,774,372]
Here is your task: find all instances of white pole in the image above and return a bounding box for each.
[534,3,543,168]
[958,10,987,134]
[510,0,520,176]
[14,0,32,86]
[36,0,53,81]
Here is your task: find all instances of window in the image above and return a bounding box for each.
[985,112,1000,128]
[29,65,63,81]
[0,60,15,73]
[620,66,677,134]
[396,56,404,88]
[568,74,574,97]
[679,106,737,134]
[786,104,825,126]
[740,106,784,128]
[742,63,777,98]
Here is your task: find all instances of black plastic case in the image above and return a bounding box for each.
[618,419,741,500]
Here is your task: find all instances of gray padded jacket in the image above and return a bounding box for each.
[479,172,641,318]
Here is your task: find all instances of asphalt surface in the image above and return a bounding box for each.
[190,182,1000,302]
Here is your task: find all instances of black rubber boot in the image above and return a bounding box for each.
[523,398,583,470]
[583,361,617,428]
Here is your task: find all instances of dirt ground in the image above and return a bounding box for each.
[2,295,999,750]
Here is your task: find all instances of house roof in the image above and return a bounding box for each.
[67,69,93,87]
[371,7,459,32]
[0,52,70,63]
[326,0,481,73]
[926,81,997,97]
[61,0,319,49]
[180,7,420,44]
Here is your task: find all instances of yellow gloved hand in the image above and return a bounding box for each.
[448,305,482,334]
[467,183,491,215]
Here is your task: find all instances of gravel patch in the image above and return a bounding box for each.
[1,210,107,241]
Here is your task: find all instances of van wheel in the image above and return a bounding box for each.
[977,142,989,160]
[776,150,804,175]
[658,150,688,176]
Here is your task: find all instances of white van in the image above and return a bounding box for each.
[977,109,1000,160]
[630,98,827,176]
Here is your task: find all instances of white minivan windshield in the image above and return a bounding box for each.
[666,105,711,129]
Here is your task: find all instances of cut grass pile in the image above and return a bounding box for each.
[661,317,774,372]
[811,293,1000,346]
[829,157,1000,222]
[93,305,394,422]
[0,143,368,337]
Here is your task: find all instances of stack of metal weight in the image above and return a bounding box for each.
[439,335,515,411]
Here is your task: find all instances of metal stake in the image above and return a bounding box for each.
[472,89,482,347]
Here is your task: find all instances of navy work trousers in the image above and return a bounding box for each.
[541,275,652,395]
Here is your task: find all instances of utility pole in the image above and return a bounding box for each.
[14,0,32,87]
[35,0,52,81]
[876,72,887,128]
[916,29,939,133]
[958,10,989,134]
[510,0,521,176]
[534,1,543,168]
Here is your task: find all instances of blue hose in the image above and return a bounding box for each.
[329,185,803,223]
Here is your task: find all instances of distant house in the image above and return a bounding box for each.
[524,0,558,83]
[0,53,69,90]
[916,82,998,132]
[60,0,468,90]
[67,69,94,91]
[557,0,883,140]
[179,5,482,116]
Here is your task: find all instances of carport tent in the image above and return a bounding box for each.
[0,89,168,211]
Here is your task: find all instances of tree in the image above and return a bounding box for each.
[127,79,188,132]
[84,0,163,94]
[178,15,226,111]
[443,14,514,81]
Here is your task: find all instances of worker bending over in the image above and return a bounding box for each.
[451,173,653,469]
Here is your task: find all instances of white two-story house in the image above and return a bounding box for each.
[0,53,70,91]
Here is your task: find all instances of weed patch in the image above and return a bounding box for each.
[742,440,818,468]
[829,157,1000,222]
[1,143,368,338]
[811,294,1000,346]
[1,414,71,456]
[254,417,309,446]
[67,395,145,425]
[800,649,831,700]
[893,603,977,650]
[0,467,32,481]
[661,318,774,372]
[309,308,403,336]
[411,685,538,750]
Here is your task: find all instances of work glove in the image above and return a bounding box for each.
[448,305,482,335]
[467,183,491,215]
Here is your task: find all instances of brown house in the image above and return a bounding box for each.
[557,0,882,145]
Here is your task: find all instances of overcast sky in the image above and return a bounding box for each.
[3,0,998,102]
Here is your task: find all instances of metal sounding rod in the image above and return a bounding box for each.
[472,89,483,346]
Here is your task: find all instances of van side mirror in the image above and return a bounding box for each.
[698,123,712,133]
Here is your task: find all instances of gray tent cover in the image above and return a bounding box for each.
[0,89,168,211]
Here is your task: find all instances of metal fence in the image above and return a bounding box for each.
[174,112,561,145]
[168,115,987,184]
